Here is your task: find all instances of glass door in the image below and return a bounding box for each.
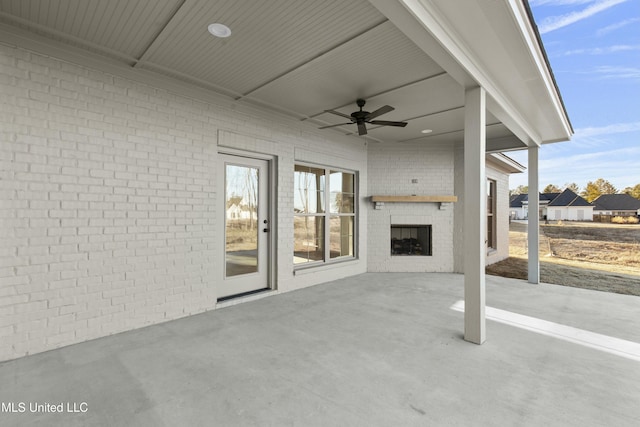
[219,155,270,298]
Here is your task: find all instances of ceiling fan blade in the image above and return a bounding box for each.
[325,109,353,120]
[318,122,352,129]
[370,120,408,127]
[365,105,394,120]
[357,121,368,136]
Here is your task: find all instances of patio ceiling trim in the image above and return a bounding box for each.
[132,0,188,69]
[0,1,571,149]
[306,71,447,121]
[0,10,139,65]
[236,19,390,103]
[0,20,325,126]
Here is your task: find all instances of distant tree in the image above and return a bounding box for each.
[564,182,580,193]
[582,183,599,202]
[582,178,617,202]
[623,184,640,200]
[543,184,561,193]
[510,185,528,197]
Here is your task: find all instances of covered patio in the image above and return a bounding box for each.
[1,273,638,426]
[0,0,574,361]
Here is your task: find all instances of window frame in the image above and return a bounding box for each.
[294,163,358,268]
[487,178,497,251]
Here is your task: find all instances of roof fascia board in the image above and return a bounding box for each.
[517,0,573,136]
[416,0,544,146]
[368,0,563,146]
[487,153,526,174]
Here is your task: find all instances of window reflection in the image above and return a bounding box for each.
[294,165,325,214]
[225,164,259,277]
[293,216,325,264]
[330,171,354,213]
[330,216,354,258]
[293,165,356,265]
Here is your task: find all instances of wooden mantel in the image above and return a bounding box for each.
[371,195,458,203]
[370,195,458,210]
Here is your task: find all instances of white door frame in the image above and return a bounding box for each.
[217,152,274,299]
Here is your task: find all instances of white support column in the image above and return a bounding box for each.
[463,86,486,345]
[528,146,540,284]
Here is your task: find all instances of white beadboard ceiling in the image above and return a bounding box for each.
[0,0,525,149]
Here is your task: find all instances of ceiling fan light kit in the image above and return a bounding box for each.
[320,99,408,136]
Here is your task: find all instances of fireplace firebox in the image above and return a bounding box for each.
[391,225,432,256]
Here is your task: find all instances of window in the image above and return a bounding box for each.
[487,179,496,250]
[294,164,356,265]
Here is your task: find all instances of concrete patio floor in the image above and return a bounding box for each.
[1,273,639,426]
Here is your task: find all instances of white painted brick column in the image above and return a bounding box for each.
[463,86,486,345]
[528,146,540,284]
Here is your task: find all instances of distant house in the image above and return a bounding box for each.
[544,189,593,221]
[592,194,640,217]
[509,194,528,220]
[510,189,593,221]
[226,203,252,220]
[509,192,559,220]
[226,195,254,220]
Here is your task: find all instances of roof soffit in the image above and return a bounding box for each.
[368,0,572,146]
[0,0,568,150]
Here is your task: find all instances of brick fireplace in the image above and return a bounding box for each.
[390,225,432,256]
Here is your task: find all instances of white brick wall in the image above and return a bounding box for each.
[1,46,222,360]
[0,45,367,361]
[486,163,511,264]
[367,142,513,273]
[453,145,514,270]
[367,142,455,272]
[0,41,515,361]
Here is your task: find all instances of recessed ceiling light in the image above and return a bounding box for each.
[208,23,231,38]
[421,129,433,134]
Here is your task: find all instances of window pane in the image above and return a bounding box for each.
[330,171,355,213]
[330,216,354,259]
[294,165,325,213]
[225,164,259,277]
[487,179,496,249]
[340,193,354,213]
[293,216,325,264]
[487,180,495,214]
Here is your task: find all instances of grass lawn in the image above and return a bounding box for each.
[486,221,640,296]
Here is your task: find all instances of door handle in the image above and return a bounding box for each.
[263,228,269,233]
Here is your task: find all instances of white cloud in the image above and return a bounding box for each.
[542,146,640,165]
[506,123,640,161]
[530,0,598,5]
[563,45,640,55]
[538,147,640,186]
[537,0,629,34]
[509,146,640,190]
[592,66,640,80]
[597,17,640,35]
[531,123,640,159]
[574,122,640,138]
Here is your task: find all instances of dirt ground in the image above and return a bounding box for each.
[486,221,640,296]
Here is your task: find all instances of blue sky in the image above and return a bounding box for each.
[507,0,640,192]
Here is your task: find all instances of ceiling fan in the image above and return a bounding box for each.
[319,99,408,136]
